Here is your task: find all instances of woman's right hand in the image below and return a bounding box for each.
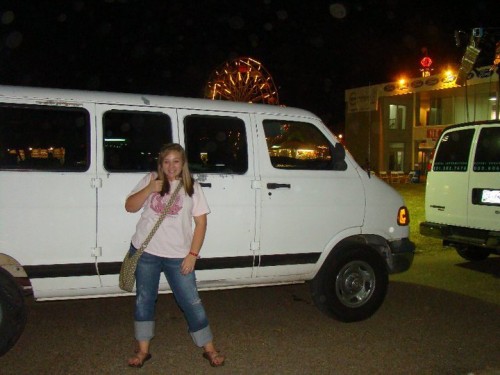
[125,173,162,213]
[149,174,163,194]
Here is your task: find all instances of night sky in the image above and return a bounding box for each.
[0,0,499,133]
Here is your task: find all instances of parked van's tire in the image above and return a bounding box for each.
[455,245,490,261]
[0,268,27,357]
[310,244,388,322]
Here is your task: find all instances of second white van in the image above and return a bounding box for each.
[420,120,500,260]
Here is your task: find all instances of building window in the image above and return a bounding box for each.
[388,142,404,171]
[427,97,442,125]
[490,96,498,120]
[389,104,406,130]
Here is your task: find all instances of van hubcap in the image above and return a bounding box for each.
[335,260,376,307]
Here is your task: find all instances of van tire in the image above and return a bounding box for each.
[0,268,27,357]
[455,245,490,261]
[310,244,388,322]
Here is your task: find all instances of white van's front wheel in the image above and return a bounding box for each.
[0,268,27,357]
[335,260,376,308]
[310,244,388,322]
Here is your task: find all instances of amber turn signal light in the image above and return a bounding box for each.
[397,206,410,226]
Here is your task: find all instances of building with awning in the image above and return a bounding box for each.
[344,65,499,176]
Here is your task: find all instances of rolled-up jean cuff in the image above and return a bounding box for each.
[190,324,213,347]
[135,320,155,341]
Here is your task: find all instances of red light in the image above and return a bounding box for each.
[420,57,433,68]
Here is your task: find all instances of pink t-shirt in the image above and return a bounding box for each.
[128,172,210,258]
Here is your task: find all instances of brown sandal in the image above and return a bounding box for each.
[203,351,225,367]
[128,352,152,368]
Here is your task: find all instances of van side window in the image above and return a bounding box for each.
[473,127,500,172]
[263,120,346,170]
[0,104,89,171]
[103,110,172,172]
[184,115,248,174]
[433,129,474,172]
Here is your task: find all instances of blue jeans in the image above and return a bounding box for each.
[132,245,213,347]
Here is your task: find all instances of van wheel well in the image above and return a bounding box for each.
[455,244,490,261]
[0,267,27,356]
[334,235,391,269]
[0,255,31,296]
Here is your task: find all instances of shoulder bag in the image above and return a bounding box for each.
[119,181,183,292]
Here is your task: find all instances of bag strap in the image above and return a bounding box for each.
[138,180,183,253]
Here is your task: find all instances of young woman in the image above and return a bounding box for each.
[125,143,225,368]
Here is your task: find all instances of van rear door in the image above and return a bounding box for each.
[0,100,99,298]
[426,127,475,226]
[468,124,500,230]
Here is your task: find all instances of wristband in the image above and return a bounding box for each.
[189,251,199,258]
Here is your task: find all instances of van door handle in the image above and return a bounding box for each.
[199,182,212,188]
[267,183,291,189]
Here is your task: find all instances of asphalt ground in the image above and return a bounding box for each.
[1,250,500,375]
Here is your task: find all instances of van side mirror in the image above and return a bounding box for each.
[332,143,347,170]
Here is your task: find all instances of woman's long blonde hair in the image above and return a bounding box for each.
[157,143,194,197]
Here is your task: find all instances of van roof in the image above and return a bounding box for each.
[443,119,500,132]
[0,84,318,119]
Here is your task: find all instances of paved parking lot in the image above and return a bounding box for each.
[2,250,500,374]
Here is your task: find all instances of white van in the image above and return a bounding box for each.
[0,85,414,356]
[420,120,500,260]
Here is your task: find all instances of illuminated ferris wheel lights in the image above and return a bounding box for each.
[205,57,279,105]
[248,57,260,65]
[238,65,249,73]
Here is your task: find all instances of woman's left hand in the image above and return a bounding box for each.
[181,255,197,275]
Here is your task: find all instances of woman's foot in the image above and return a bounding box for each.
[128,351,152,368]
[202,350,225,367]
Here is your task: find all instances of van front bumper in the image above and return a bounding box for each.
[388,238,415,274]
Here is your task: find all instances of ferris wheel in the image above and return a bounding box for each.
[205,57,279,105]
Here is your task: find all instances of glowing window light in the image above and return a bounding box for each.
[296,149,316,159]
